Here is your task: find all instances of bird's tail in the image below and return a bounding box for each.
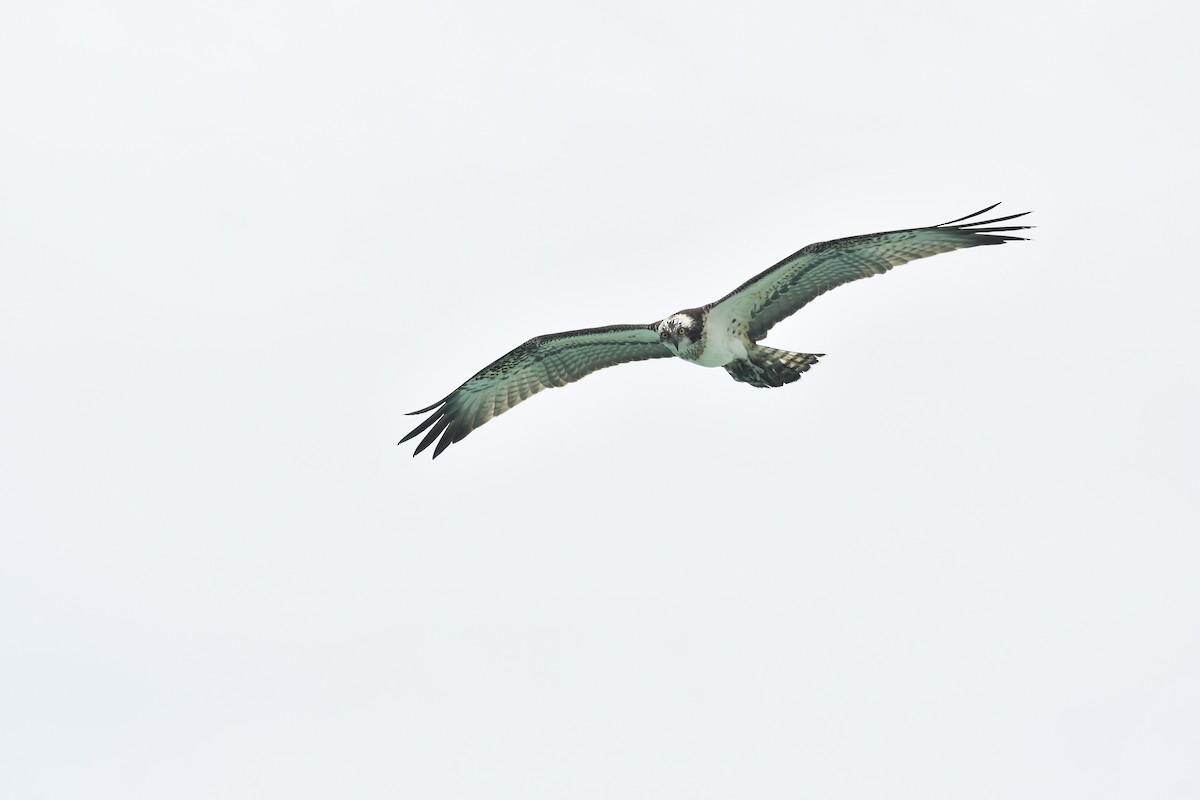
[724,345,823,388]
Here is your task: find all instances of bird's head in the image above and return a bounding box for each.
[657,310,703,353]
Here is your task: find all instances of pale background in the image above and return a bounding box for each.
[2,1,1198,798]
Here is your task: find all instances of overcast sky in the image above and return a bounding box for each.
[3,1,1198,798]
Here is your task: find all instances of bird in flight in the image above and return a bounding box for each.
[401,203,1031,458]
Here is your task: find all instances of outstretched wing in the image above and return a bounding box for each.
[400,324,671,458]
[707,204,1032,341]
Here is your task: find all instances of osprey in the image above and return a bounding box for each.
[402,204,1031,458]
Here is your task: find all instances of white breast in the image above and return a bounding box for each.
[691,307,749,367]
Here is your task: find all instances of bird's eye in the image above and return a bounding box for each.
[660,330,669,339]
[679,326,688,336]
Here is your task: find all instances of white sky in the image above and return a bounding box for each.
[3,1,1198,798]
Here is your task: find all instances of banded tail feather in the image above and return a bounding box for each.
[724,345,823,388]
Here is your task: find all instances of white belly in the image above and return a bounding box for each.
[690,327,748,367]
[681,306,750,367]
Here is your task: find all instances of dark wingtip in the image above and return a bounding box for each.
[430,420,463,458]
[938,204,1035,229]
[398,422,429,445]
[938,202,1002,227]
[936,203,1034,245]
[406,399,446,416]
[413,415,452,457]
[400,404,448,451]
